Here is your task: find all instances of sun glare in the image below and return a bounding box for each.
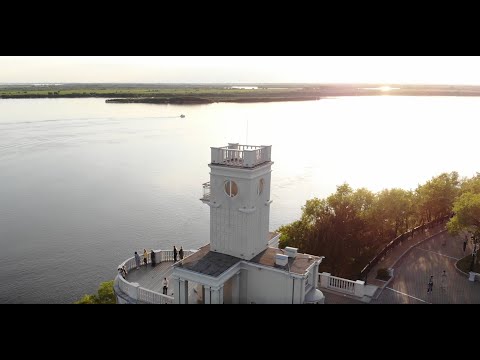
[379,86,392,92]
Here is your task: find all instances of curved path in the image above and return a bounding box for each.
[373,231,480,304]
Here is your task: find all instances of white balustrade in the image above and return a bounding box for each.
[328,276,356,294]
[138,287,173,304]
[318,272,363,296]
[118,274,135,298]
[210,144,271,168]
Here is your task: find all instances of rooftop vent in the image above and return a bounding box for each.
[285,247,298,258]
[275,254,289,267]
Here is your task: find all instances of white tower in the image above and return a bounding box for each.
[201,143,273,260]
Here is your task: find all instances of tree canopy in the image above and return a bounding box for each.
[447,173,480,237]
[279,171,463,279]
[76,280,116,304]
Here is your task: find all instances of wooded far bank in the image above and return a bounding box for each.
[3,83,480,104]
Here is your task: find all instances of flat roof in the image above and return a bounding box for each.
[209,161,273,170]
[177,243,319,278]
[248,247,320,275]
[176,244,242,277]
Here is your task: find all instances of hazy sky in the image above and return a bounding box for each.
[1,56,480,84]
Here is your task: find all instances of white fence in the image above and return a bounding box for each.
[138,287,173,304]
[319,272,365,298]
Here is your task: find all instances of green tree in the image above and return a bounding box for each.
[279,184,374,278]
[416,172,459,223]
[460,173,480,195]
[373,188,414,237]
[447,192,480,235]
[277,172,467,280]
[76,280,116,304]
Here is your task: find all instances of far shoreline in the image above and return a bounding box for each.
[3,83,480,104]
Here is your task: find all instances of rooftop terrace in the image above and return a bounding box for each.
[210,143,271,168]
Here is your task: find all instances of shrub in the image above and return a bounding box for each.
[75,280,116,304]
[376,268,390,281]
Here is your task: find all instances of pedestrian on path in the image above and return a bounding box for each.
[441,270,447,290]
[134,251,140,269]
[463,236,467,253]
[143,249,148,267]
[427,275,434,294]
[173,246,178,262]
[179,246,184,260]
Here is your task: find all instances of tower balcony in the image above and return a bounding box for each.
[200,182,211,203]
[211,143,271,168]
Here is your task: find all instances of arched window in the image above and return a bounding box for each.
[224,180,238,198]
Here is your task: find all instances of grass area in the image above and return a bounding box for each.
[456,254,480,273]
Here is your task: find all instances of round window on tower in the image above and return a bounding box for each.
[258,178,265,196]
[224,180,238,198]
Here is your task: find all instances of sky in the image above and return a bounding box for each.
[1,56,480,84]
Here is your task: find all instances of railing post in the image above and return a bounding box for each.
[262,145,272,162]
[354,280,365,297]
[319,272,330,288]
[211,147,220,164]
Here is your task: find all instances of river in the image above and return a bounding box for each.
[0,96,478,303]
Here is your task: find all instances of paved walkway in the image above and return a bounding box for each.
[372,230,480,304]
[365,223,447,288]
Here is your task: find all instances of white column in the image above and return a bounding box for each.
[180,280,189,304]
[173,278,181,304]
[210,285,224,304]
[204,285,211,304]
[313,263,320,288]
[232,273,240,304]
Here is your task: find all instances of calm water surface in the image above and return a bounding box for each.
[0,97,479,303]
